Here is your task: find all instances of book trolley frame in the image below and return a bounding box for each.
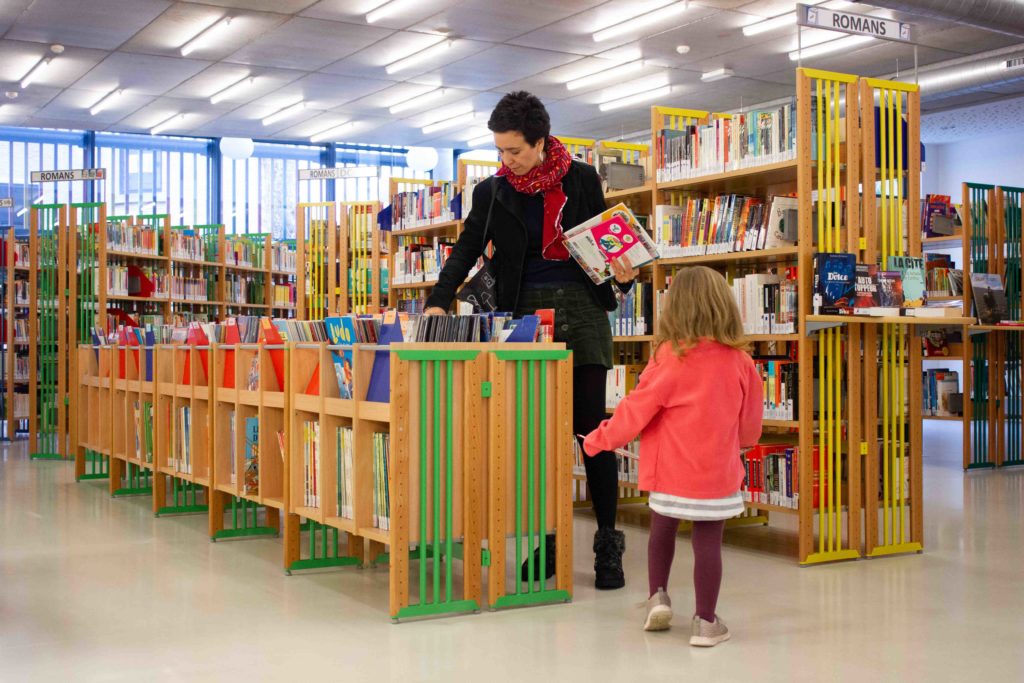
[75,340,575,621]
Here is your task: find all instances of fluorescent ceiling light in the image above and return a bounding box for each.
[20,57,52,89]
[389,87,446,114]
[181,17,233,57]
[742,12,796,36]
[593,1,689,43]
[366,0,412,24]
[789,34,873,61]
[262,100,305,126]
[310,121,359,143]
[422,111,476,135]
[566,60,645,91]
[210,76,255,105]
[386,38,452,75]
[16,207,28,217]
[466,132,493,148]
[599,85,673,112]
[151,113,186,136]
[701,68,733,83]
[90,88,124,116]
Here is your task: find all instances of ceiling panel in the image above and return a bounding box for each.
[302,0,461,30]
[0,42,109,91]
[119,5,289,61]
[335,83,481,116]
[0,1,32,36]
[225,16,393,71]
[412,44,581,91]
[182,0,319,12]
[33,88,156,126]
[0,86,65,125]
[272,72,395,110]
[163,64,306,104]
[508,1,720,56]
[408,0,607,43]
[497,59,672,102]
[73,52,212,96]
[5,0,172,50]
[113,96,237,135]
[320,34,492,82]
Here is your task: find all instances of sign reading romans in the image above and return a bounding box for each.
[798,4,913,43]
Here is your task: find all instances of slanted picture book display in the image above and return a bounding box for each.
[563,202,659,284]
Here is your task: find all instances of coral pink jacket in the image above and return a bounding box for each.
[584,340,763,499]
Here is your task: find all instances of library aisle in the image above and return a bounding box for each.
[1,427,1019,682]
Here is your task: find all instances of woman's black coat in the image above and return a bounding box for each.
[425,160,626,313]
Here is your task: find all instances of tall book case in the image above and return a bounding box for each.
[960,182,1024,469]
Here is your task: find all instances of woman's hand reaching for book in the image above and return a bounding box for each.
[424,307,447,316]
[609,257,638,284]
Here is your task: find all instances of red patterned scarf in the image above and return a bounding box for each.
[497,135,572,260]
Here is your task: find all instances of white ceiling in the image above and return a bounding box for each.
[0,0,1019,148]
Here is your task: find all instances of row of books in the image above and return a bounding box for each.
[391,238,454,286]
[12,392,27,418]
[925,254,963,297]
[754,358,797,421]
[302,421,322,508]
[171,276,215,302]
[170,231,210,262]
[815,253,930,316]
[337,426,354,519]
[14,281,28,304]
[14,243,29,265]
[108,224,159,255]
[372,432,390,530]
[390,182,456,232]
[175,405,192,475]
[609,282,652,337]
[273,284,296,308]
[606,364,643,411]
[225,238,260,268]
[732,271,798,335]
[921,194,961,238]
[653,196,797,257]
[272,243,296,272]
[104,265,169,298]
[571,437,639,486]
[655,100,797,183]
[12,319,28,342]
[225,273,265,304]
[741,444,806,510]
[923,369,961,417]
[14,357,29,381]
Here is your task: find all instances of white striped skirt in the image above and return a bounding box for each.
[648,491,744,521]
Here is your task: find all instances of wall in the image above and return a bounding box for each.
[923,129,1024,197]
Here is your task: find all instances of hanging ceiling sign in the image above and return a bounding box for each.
[298,166,377,180]
[0,198,12,208]
[797,4,913,43]
[30,168,106,183]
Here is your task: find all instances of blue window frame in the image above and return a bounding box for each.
[0,127,88,232]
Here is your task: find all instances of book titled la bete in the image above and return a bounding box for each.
[813,252,856,314]
[563,202,660,285]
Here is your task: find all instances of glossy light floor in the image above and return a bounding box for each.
[2,421,1022,682]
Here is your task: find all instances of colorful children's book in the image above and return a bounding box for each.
[562,202,660,284]
[812,252,856,315]
[244,416,259,495]
[325,316,355,400]
[887,255,926,307]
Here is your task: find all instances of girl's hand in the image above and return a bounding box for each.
[609,257,638,284]
[424,307,447,316]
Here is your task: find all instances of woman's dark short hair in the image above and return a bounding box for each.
[488,91,551,146]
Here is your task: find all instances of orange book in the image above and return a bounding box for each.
[222,318,241,389]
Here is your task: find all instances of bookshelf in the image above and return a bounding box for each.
[296,202,340,319]
[3,228,31,441]
[342,201,384,315]
[961,183,1024,469]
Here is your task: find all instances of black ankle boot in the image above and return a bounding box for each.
[593,528,625,590]
[520,533,557,583]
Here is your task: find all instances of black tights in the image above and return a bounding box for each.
[575,364,618,529]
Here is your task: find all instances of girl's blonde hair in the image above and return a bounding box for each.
[654,266,748,357]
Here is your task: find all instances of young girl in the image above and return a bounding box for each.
[583,266,763,647]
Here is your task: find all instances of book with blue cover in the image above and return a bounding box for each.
[324,316,355,400]
[813,253,856,315]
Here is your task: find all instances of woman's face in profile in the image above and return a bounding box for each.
[494,130,545,176]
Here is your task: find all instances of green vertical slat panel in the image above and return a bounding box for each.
[526,360,536,594]
[515,360,523,596]
[432,360,441,605]
[538,360,547,591]
[32,205,61,458]
[444,360,453,603]
[968,184,992,468]
[418,360,427,606]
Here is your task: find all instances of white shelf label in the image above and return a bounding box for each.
[31,168,107,183]
[0,198,12,208]
[298,166,377,180]
[798,4,913,43]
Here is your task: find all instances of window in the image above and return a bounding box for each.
[96,132,212,225]
[0,127,88,232]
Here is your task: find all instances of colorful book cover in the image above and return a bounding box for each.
[887,256,926,307]
[562,203,660,284]
[259,318,286,391]
[853,263,880,312]
[244,416,259,494]
[325,316,355,400]
[878,271,905,308]
[812,252,856,315]
[970,273,1010,324]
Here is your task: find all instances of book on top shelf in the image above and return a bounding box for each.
[812,253,856,315]
[875,271,904,314]
[563,203,659,284]
[887,256,925,307]
[970,273,1010,324]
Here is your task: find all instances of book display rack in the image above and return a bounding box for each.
[75,337,574,621]
[961,183,1024,469]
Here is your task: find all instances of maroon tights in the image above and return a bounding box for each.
[648,511,725,622]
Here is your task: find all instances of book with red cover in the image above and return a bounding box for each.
[183,322,210,385]
[259,318,286,391]
[222,318,241,388]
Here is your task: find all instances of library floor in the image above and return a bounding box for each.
[2,421,1022,682]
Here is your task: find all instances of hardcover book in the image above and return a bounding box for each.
[853,263,880,313]
[562,202,660,284]
[878,271,905,308]
[813,252,856,315]
[970,273,1010,324]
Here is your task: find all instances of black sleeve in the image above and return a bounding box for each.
[424,179,492,311]
[580,163,634,297]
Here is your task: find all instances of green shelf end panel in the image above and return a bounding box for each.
[31,204,62,460]
[285,520,360,574]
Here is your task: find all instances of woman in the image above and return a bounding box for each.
[424,91,637,589]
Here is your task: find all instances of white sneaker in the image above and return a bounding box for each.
[643,588,673,631]
[689,615,730,647]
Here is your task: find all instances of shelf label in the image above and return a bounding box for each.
[0,198,12,208]
[298,166,377,180]
[30,168,107,183]
[798,4,913,43]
